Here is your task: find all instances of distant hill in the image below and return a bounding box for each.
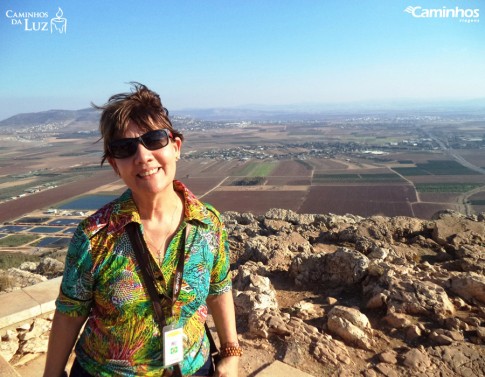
[1,98,484,127]
[0,108,100,130]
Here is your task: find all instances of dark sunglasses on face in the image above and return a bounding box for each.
[108,129,173,159]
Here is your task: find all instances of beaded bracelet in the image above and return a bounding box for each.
[219,342,243,358]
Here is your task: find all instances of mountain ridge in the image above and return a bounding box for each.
[2,98,485,125]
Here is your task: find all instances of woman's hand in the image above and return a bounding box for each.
[213,356,239,377]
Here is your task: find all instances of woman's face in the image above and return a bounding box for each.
[108,120,181,200]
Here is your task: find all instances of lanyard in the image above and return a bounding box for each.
[151,224,189,310]
[127,222,192,326]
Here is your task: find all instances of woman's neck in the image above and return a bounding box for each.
[135,189,184,260]
[133,188,181,222]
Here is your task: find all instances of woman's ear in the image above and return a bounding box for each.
[108,157,120,176]
[173,137,182,160]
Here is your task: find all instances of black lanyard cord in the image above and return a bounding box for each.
[126,222,189,326]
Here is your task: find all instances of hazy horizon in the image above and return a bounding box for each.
[2,96,485,124]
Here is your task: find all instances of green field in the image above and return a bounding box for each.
[235,161,279,177]
[0,234,39,247]
[313,173,404,183]
[393,160,479,176]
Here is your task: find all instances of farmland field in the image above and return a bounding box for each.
[1,150,484,221]
[454,150,485,168]
[299,184,417,217]
[269,160,313,176]
[415,183,483,193]
[203,189,307,215]
[232,161,279,177]
[418,192,460,203]
[313,173,405,184]
[0,118,484,224]
[393,160,480,176]
[408,175,485,184]
[413,202,461,219]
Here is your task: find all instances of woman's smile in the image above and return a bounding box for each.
[138,167,160,178]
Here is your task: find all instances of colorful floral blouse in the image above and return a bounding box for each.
[56,180,231,376]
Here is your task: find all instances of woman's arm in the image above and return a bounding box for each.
[43,310,88,377]
[207,290,239,377]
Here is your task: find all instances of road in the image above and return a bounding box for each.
[424,130,485,175]
[420,129,485,215]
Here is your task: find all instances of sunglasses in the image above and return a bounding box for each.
[108,129,173,159]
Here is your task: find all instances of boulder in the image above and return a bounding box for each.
[447,272,485,304]
[432,216,485,247]
[36,257,64,278]
[232,263,278,315]
[290,247,369,287]
[327,306,373,350]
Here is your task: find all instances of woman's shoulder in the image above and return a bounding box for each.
[203,202,221,219]
[78,190,134,238]
[201,202,225,230]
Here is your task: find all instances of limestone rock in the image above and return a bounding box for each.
[265,208,315,225]
[402,347,431,369]
[19,262,38,272]
[291,300,325,320]
[327,306,373,350]
[2,268,46,292]
[324,247,369,285]
[387,279,455,318]
[427,343,485,377]
[0,339,18,363]
[383,312,412,329]
[432,216,485,247]
[447,272,485,304]
[36,257,64,278]
[378,350,398,364]
[248,308,290,338]
[365,265,455,319]
[289,247,369,287]
[233,264,278,315]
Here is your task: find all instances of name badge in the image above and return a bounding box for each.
[163,324,184,367]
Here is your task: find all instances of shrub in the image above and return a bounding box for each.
[0,253,40,269]
[0,271,14,291]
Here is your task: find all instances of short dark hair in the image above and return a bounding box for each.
[94,82,184,165]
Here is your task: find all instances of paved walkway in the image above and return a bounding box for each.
[0,278,314,377]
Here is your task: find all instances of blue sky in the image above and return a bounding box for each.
[0,0,483,120]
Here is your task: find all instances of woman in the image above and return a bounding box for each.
[43,83,240,377]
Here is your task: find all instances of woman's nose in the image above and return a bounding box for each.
[133,143,153,163]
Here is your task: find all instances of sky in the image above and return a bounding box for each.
[0,0,484,120]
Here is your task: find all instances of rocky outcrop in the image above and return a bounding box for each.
[224,209,485,376]
[0,257,64,294]
[0,268,47,293]
[1,209,484,376]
